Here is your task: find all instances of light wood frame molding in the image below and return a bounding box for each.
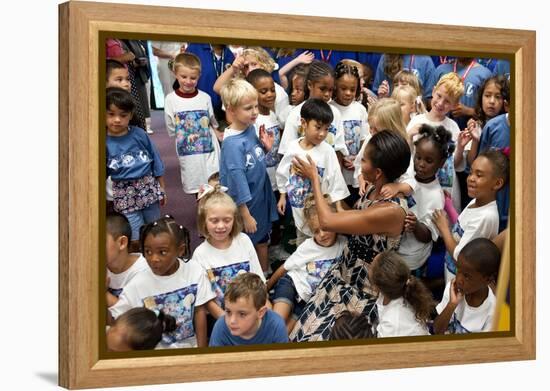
[59,1,536,389]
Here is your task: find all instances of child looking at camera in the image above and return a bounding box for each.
[209,273,288,346]
[433,238,501,334]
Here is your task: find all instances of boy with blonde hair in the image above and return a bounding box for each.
[209,273,288,346]
[407,72,465,211]
[164,52,222,195]
[219,79,279,274]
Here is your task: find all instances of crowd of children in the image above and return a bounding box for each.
[104,42,511,350]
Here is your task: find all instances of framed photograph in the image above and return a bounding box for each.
[59,1,535,389]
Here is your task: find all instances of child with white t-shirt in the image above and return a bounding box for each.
[407,72,465,212]
[330,61,369,206]
[370,251,434,338]
[105,212,149,308]
[109,218,215,349]
[433,238,501,334]
[276,99,349,244]
[267,194,346,332]
[164,53,222,195]
[192,186,266,319]
[398,124,454,273]
[432,149,507,283]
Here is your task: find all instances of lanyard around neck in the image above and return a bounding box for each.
[454,59,476,81]
[210,45,225,78]
[320,49,332,63]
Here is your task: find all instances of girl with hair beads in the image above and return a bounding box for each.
[192,185,266,318]
[397,124,454,274]
[106,87,166,244]
[432,149,507,283]
[107,308,177,351]
[109,218,215,348]
[289,130,411,341]
[278,60,348,157]
[213,47,290,118]
[370,251,434,337]
[329,311,375,340]
[330,62,369,206]
[267,194,346,332]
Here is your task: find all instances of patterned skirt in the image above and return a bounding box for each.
[112,174,163,214]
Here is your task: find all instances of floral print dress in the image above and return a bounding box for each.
[289,185,408,342]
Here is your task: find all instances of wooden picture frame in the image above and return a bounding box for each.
[59,1,536,389]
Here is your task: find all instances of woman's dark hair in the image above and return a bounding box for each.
[366,130,411,182]
[106,87,135,113]
[384,54,404,83]
[414,124,455,161]
[474,75,510,127]
[245,68,273,87]
[139,217,191,258]
[334,61,361,99]
[329,310,374,340]
[371,251,435,323]
[300,98,334,125]
[477,148,510,186]
[116,307,177,350]
[304,60,334,99]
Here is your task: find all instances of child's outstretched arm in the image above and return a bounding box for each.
[433,279,463,334]
[213,55,245,94]
[205,299,225,319]
[404,212,432,243]
[194,305,208,347]
[380,182,413,198]
[277,51,315,89]
[266,264,287,291]
[432,209,458,258]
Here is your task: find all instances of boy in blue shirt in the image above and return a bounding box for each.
[209,273,288,346]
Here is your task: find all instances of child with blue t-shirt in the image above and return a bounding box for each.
[106,87,166,242]
[219,79,279,272]
[209,273,288,346]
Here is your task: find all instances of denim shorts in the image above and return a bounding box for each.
[271,274,306,320]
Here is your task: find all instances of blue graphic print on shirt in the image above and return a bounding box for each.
[108,150,152,172]
[305,258,336,292]
[174,109,214,156]
[207,261,250,307]
[437,154,455,188]
[445,221,464,274]
[449,313,471,334]
[108,287,123,298]
[343,120,362,156]
[259,123,281,168]
[142,285,198,345]
[288,166,325,208]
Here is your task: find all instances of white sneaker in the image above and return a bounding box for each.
[146,127,154,134]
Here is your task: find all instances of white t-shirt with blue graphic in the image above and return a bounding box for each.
[329,100,369,186]
[284,236,346,302]
[398,179,445,271]
[192,233,266,308]
[436,281,495,334]
[107,254,148,298]
[278,100,348,156]
[109,258,215,349]
[444,199,499,283]
[255,111,282,191]
[164,90,220,194]
[376,295,430,337]
[276,138,349,236]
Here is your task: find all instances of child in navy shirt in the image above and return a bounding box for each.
[209,273,288,346]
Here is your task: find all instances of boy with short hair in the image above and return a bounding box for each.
[209,273,288,346]
[164,52,222,195]
[406,72,465,211]
[433,238,501,334]
[105,212,148,307]
[106,59,131,91]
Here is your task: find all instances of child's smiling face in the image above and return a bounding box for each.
[253,76,276,113]
[467,156,503,201]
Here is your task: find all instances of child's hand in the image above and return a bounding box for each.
[160,189,167,206]
[404,211,418,232]
[407,123,422,139]
[457,130,473,149]
[466,118,482,142]
[259,124,274,151]
[366,91,378,111]
[450,278,464,306]
[297,50,315,64]
[342,156,355,170]
[377,80,389,98]
[451,103,474,118]
[380,183,400,199]
[432,209,449,233]
[277,195,286,215]
[243,214,257,234]
[231,55,246,74]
